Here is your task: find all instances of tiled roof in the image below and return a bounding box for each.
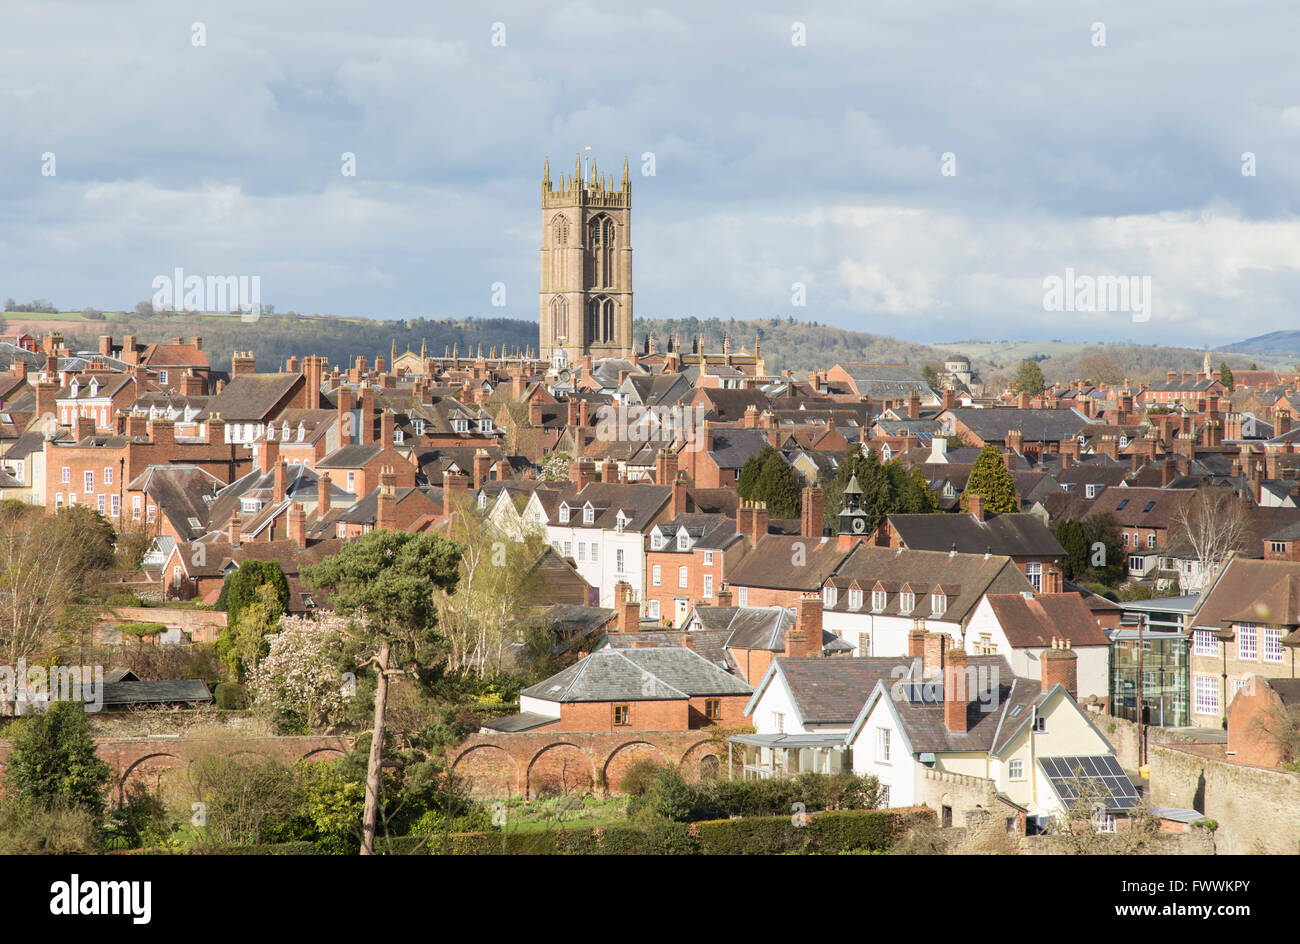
[521,646,752,702]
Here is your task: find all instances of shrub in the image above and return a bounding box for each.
[215,682,249,710]
[0,799,102,853]
[105,591,142,607]
[617,758,663,797]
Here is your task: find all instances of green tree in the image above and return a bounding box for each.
[754,447,801,518]
[303,530,462,855]
[1219,362,1234,392]
[1012,358,1046,397]
[4,700,110,820]
[219,560,290,629]
[222,583,285,677]
[1081,513,1124,586]
[899,466,939,513]
[962,445,1019,514]
[1054,518,1089,582]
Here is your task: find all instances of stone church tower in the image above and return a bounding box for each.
[539,154,633,364]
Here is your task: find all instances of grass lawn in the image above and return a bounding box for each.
[494,795,630,833]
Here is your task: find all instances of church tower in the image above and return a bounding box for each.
[539,153,633,364]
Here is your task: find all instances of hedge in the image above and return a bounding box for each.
[435,808,927,855]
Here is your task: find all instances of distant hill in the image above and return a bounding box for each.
[1217,330,1300,358]
[5,309,1292,386]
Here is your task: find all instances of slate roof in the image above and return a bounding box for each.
[481,711,559,733]
[603,629,737,671]
[886,512,1063,558]
[1083,486,1197,530]
[100,679,212,708]
[832,364,935,400]
[706,427,771,470]
[762,657,905,725]
[521,646,753,702]
[944,406,1092,443]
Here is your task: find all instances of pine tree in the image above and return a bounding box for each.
[1219,362,1234,392]
[755,447,801,518]
[1012,358,1046,397]
[962,445,1019,514]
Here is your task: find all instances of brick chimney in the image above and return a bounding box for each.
[655,448,678,486]
[273,460,287,503]
[318,471,333,514]
[74,412,95,442]
[511,370,527,399]
[715,584,733,606]
[337,385,354,443]
[529,399,544,426]
[944,648,969,734]
[600,459,618,483]
[126,413,149,439]
[1041,637,1078,699]
[1042,565,1063,594]
[569,458,596,490]
[908,624,927,661]
[800,486,824,538]
[98,335,113,357]
[1278,412,1293,437]
[35,380,58,423]
[228,511,242,548]
[380,409,395,447]
[966,492,986,521]
[942,389,955,410]
[750,501,769,547]
[442,470,468,517]
[287,503,308,548]
[377,479,397,531]
[784,593,823,658]
[206,413,226,446]
[148,418,175,450]
[923,631,949,678]
[908,391,920,419]
[181,369,204,397]
[473,449,492,489]
[231,351,256,378]
[303,355,323,409]
[260,438,280,475]
[616,581,640,633]
[671,471,688,516]
[359,387,375,444]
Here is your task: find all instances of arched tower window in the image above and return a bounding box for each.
[587,214,615,287]
[586,296,616,343]
[551,215,569,246]
[602,298,615,343]
[549,295,568,340]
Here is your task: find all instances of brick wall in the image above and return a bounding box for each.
[99,606,227,644]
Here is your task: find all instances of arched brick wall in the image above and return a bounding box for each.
[453,743,520,799]
[448,731,739,799]
[527,743,595,797]
[602,741,668,792]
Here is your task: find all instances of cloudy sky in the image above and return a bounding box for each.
[3,1,1299,345]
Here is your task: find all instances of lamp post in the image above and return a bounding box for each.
[1213,626,1236,730]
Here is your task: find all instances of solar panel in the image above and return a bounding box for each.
[1040,755,1141,811]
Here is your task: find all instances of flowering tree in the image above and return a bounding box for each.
[247,612,351,731]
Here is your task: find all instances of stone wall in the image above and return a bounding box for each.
[99,605,227,644]
[1103,714,1208,771]
[1148,743,1300,855]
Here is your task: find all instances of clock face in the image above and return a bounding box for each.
[851,517,866,534]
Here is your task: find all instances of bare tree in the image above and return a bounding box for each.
[1169,486,1251,592]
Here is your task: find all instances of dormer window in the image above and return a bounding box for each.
[615,511,629,533]
[583,504,594,525]
[848,588,863,610]
[558,504,570,524]
[413,419,426,436]
[394,430,404,444]
[267,426,276,441]
[899,589,916,614]
[70,380,79,398]
[651,531,665,551]
[453,418,469,434]
[823,585,838,607]
[1085,484,1098,499]
[478,418,493,433]
[931,592,947,616]
[281,422,290,439]
[677,531,690,551]
[872,589,887,612]
[297,423,306,442]
[88,379,99,397]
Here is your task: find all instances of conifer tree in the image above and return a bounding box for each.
[962,445,1019,514]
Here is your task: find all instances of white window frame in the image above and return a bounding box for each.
[678,565,688,589]
[1193,675,1218,715]
[1264,627,1284,664]
[1237,623,1257,661]
[876,727,891,763]
[1008,758,1024,780]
